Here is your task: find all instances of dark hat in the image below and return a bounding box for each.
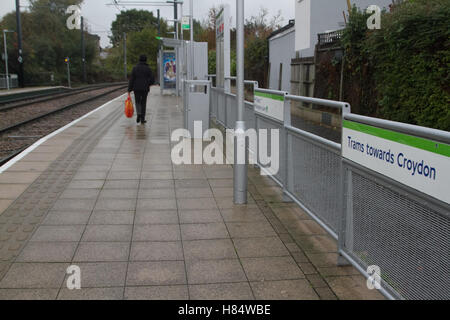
[139,55,147,62]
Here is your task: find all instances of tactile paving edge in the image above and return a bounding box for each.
[0,105,123,279]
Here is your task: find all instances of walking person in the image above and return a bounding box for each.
[128,55,155,124]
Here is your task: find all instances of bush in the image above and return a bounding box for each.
[341,0,450,131]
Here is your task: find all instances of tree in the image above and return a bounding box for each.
[127,28,159,73]
[110,9,163,46]
[0,0,101,85]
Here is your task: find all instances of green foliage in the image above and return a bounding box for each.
[341,0,450,131]
[208,50,216,75]
[244,37,268,86]
[103,9,165,79]
[127,28,158,73]
[0,0,101,85]
[109,9,166,47]
[208,50,236,77]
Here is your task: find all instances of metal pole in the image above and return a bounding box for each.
[157,9,161,37]
[81,16,86,83]
[3,30,9,90]
[189,0,194,80]
[180,3,183,41]
[234,0,247,204]
[174,1,178,40]
[67,61,71,88]
[123,33,127,80]
[15,0,24,88]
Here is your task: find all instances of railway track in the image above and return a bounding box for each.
[0,84,127,166]
[0,82,126,112]
[0,82,126,106]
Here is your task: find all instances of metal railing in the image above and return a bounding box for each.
[207,80,450,300]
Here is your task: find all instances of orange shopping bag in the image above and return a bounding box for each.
[125,93,134,118]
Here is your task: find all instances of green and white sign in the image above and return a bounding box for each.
[181,16,190,30]
[254,91,285,122]
[343,120,450,204]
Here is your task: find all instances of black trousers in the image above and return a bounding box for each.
[134,91,149,119]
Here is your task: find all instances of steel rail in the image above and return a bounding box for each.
[0,82,126,106]
[0,85,127,136]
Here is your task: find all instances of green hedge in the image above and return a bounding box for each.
[342,0,450,131]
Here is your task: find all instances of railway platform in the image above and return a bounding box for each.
[0,86,66,96]
[0,89,383,300]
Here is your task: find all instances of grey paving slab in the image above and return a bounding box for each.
[43,211,92,226]
[250,280,319,300]
[51,199,97,212]
[58,287,124,300]
[180,223,229,241]
[140,180,174,189]
[183,239,238,261]
[126,261,187,286]
[186,259,247,285]
[176,188,213,198]
[226,222,277,239]
[59,189,100,200]
[30,226,85,242]
[125,286,188,301]
[133,225,181,242]
[177,198,218,210]
[16,242,78,262]
[73,242,130,262]
[135,210,179,225]
[138,188,176,199]
[179,210,223,224]
[221,208,267,223]
[107,171,141,180]
[0,263,68,289]
[81,225,133,242]
[62,262,127,288]
[66,180,105,189]
[73,171,108,181]
[241,257,305,282]
[94,199,137,211]
[175,180,207,189]
[233,237,290,258]
[88,211,135,225]
[130,242,183,261]
[103,180,140,190]
[141,171,173,180]
[98,189,138,200]
[189,283,254,300]
[0,289,59,300]
[137,199,177,211]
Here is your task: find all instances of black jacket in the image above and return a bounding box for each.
[128,62,155,93]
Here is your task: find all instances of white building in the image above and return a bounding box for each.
[268,20,296,92]
[295,0,394,57]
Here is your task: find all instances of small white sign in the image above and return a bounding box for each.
[343,120,450,204]
[254,92,285,122]
[181,16,190,30]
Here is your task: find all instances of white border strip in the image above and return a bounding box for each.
[0,93,127,174]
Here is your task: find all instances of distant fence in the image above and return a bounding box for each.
[0,74,18,89]
[207,77,450,300]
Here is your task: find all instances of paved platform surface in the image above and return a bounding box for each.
[0,89,384,300]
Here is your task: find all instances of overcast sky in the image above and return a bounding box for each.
[0,0,295,47]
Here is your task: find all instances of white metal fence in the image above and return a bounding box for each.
[207,79,450,300]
